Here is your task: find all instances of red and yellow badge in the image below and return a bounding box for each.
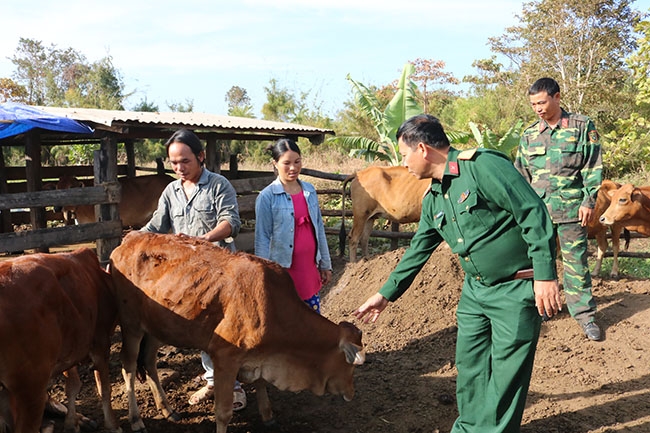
[589,130,599,143]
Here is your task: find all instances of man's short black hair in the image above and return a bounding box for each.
[529,77,560,96]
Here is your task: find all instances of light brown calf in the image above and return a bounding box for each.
[600,183,650,236]
[343,166,430,262]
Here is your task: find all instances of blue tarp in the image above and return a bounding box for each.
[0,102,94,140]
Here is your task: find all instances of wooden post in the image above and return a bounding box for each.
[230,154,239,179]
[205,133,220,173]
[95,135,121,264]
[25,132,48,253]
[125,139,136,177]
[390,222,400,251]
[0,146,11,234]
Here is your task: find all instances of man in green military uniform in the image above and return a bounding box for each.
[355,114,562,433]
[515,77,603,341]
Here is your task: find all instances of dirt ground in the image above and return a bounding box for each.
[45,239,650,433]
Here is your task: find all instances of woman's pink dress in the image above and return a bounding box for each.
[286,192,321,300]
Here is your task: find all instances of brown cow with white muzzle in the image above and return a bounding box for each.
[109,231,364,433]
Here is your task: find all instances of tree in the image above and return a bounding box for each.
[8,37,128,109]
[603,18,650,178]
[410,58,460,114]
[225,86,254,118]
[0,77,28,103]
[330,63,422,165]
[487,0,642,130]
[261,79,297,122]
[166,99,194,112]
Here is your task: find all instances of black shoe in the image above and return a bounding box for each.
[583,322,602,341]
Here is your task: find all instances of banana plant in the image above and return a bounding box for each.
[468,119,523,161]
[337,63,423,166]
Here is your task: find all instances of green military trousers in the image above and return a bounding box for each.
[451,277,542,433]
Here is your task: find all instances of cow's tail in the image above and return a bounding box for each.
[623,228,631,250]
[339,173,356,257]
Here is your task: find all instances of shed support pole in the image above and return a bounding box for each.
[95,135,121,264]
[25,132,48,253]
[0,146,11,234]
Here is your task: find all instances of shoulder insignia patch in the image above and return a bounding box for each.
[589,130,599,143]
[458,148,477,160]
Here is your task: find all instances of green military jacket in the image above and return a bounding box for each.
[514,109,602,224]
[379,147,557,302]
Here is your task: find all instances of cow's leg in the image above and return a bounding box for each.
[592,230,607,277]
[0,385,13,433]
[139,335,180,422]
[207,350,243,433]
[62,368,81,433]
[90,347,122,432]
[120,328,147,433]
[8,376,48,433]
[253,379,275,426]
[359,219,374,260]
[348,218,363,263]
[610,224,622,279]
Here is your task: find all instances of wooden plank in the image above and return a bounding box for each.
[0,183,120,210]
[229,176,275,194]
[0,220,122,253]
[4,165,129,181]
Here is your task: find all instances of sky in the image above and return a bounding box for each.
[2,0,650,118]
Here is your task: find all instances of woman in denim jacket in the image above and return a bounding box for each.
[255,138,332,313]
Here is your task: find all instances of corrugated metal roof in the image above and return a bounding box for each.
[36,106,334,136]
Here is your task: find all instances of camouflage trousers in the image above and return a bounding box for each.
[556,222,597,325]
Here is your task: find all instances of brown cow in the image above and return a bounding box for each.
[342,166,430,262]
[588,180,628,278]
[0,249,120,433]
[109,231,365,433]
[600,183,650,236]
[56,174,174,228]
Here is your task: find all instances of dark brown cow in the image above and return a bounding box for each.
[600,183,650,236]
[0,249,120,433]
[56,174,174,228]
[342,166,430,262]
[109,231,365,433]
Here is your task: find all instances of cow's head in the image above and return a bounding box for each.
[601,184,641,225]
[321,321,364,401]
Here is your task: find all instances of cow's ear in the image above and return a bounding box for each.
[341,341,366,365]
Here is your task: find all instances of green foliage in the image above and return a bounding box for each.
[331,63,423,166]
[8,37,128,109]
[131,97,159,112]
[603,112,650,178]
[166,99,194,112]
[225,86,254,118]
[487,0,641,130]
[603,17,650,179]
[468,119,523,160]
[0,77,28,103]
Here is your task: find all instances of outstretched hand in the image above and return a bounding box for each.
[353,293,389,323]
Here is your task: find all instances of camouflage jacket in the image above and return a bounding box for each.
[515,109,602,224]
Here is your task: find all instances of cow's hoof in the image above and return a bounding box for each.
[263,418,279,430]
[167,411,182,422]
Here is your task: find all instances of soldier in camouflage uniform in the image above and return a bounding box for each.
[515,77,603,341]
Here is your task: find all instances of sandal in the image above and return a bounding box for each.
[188,384,214,405]
[233,385,247,412]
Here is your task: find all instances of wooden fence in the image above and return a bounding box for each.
[1,165,648,262]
